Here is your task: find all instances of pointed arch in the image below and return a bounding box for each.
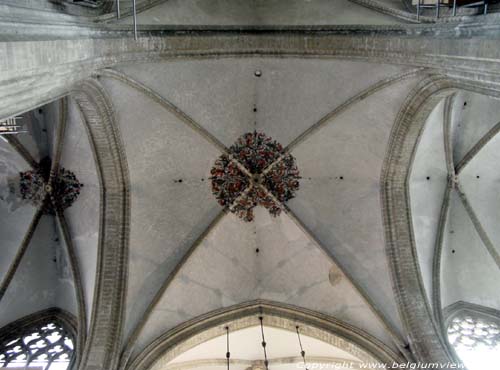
[71,79,131,370]
[0,308,77,369]
[125,300,405,370]
[381,73,500,363]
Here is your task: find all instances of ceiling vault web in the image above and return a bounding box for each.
[426,90,500,363]
[455,183,500,269]
[0,96,87,366]
[2,135,38,169]
[0,101,55,302]
[47,96,88,357]
[455,119,500,175]
[119,209,228,370]
[98,67,432,365]
[0,208,43,302]
[50,98,68,182]
[285,68,425,153]
[281,205,412,361]
[97,69,229,154]
[430,94,456,360]
[56,211,87,364]
[431,185,452,338]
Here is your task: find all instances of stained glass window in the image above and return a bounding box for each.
[0,319,74,370]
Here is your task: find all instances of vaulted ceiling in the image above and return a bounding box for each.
[97,59,423,359]
[0,56,423,364]
[410,90,500,314]
[1,1,500,370]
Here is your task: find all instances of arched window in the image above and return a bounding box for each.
[0,309,76,370]
[446,303,500,370]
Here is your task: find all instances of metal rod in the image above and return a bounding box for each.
[436,0,440,19]
[453,0,457,16]
[259,317,269,370]
[484,1,488,15]
[417,0,420,21]
[296,326,309,370]
[0,116,24,135]
[225,326,230,370]
[116,0,120,18]
[132,0,138,40]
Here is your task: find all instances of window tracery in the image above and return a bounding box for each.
[447,313,500,350]
[446,305,500,370]
[0,314,75,370]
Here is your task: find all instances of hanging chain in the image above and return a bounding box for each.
[259,316,269,370]
[225,326,230,370]
[296,326,309,370]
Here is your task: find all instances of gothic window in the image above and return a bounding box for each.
[446,306,500,370]
[0,310,75,370]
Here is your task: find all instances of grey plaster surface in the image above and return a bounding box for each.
[15,113,43,163]
[451,92,500,166]
[117,59,412,149]
[0,215,76,328]
[253,60,412,147]
[253,209,394,346]
[101,60,421,354]
[134,209,396,357]
[409,99,448,306]
[42,99,61,162]
[100,76,222,340]
[117,0,403,26]
[458,133,500,262]
[59,97,100,330]
[54,222,79,319]
[2,7,500,368]
[116,60,257,147]
[441,191,500,311]
[410,89,500,316]
[288,77,421,337]
[0,139,36,285]
[16,101,61,163]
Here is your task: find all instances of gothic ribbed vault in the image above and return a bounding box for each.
[1,1,500,370]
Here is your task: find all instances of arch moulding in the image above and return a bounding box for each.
[70,79,131,370]
[381,74,500,364]
[126,300,405,370]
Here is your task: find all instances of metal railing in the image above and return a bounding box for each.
[416,0,489,20]
[116,0,138,40]
[0,117,26,136]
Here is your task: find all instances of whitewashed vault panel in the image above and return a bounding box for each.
[0,139,36,285]
[99,77,222,340]
[409,99,448,306]
[115,59,258,147]
[0,215,76,328]
[134,208,396,357]
[288,77,421,337]
[117,0,403,26]
[116,59,413,149]
[450,92,500,166]
[93,59,424,359]
[253,59,414,147]
[459,133,500,258]
[59,98,100,330]
[441,191,500,311]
